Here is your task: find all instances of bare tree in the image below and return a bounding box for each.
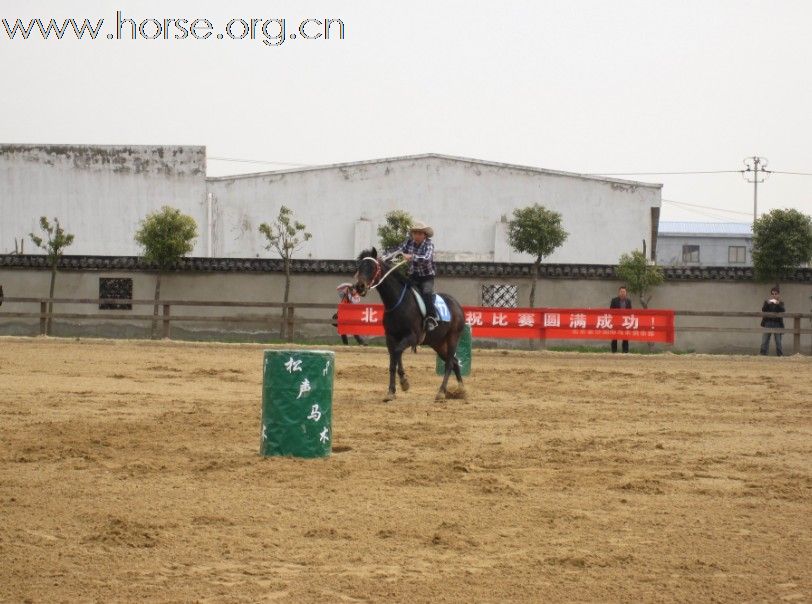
[29,217,75,335]
[259,206,312,339]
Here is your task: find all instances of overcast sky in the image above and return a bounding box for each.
[2,0,810,222]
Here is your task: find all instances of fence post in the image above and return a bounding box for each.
[793,316,801,355]
[162,304,171,339]
[286,306,295,342]
[40,300,47,336]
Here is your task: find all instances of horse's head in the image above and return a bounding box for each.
[353,247,381,296]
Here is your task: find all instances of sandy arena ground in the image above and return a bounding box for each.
[1,337,810,603]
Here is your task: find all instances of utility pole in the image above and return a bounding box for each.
[742,156,770,223]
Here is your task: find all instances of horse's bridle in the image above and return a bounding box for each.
[357,254,407,293]
[358,257,383,292]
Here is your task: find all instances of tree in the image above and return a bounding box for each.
[752,208,812,282]
[259,206,312,339]
[134,206,198,338]
[30,216,75,335]
[507,204,568,308]
[615,249,664,309]
[377,209,414,252]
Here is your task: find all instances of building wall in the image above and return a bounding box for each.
[206,155,662,263]
[658,234,753,266]
[0,144,209,257]
[2,266,809,354]
[2,147,661,264]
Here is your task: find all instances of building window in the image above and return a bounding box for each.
[481,284,518,308]
[728,246,746,264]
[682,245,700,264]
[99,278,133,310]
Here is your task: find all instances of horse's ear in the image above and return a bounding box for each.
[371,247,377,258]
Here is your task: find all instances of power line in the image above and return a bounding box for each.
[662,200,751,222]
[662,199,752,217]
[589,168,812,177]
[586,170,742,176]
[209,156,311,167]
[663,206,739,221]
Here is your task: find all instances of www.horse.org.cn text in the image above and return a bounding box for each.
[1,11,346,46]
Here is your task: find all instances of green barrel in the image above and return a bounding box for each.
[260,350,334,458]
[436,323,472,377]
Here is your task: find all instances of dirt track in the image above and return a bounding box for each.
[1,337,810,603]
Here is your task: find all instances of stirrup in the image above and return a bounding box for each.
[424,316,438,331]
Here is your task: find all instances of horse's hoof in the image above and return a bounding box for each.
[400,377,410,392]
[435,391,446,402]
[383,392,396,402]
[445,388,467,401]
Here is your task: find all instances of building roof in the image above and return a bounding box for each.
[206,153,664,189]
[659,222,752,236]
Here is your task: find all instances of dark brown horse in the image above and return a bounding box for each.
[354,248,466,402]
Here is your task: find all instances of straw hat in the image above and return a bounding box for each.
[409,220,434,238]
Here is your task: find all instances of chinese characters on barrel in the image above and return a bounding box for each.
[284,355,329,445]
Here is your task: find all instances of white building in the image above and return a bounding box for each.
[657,222,752,267]
[2,144,663,263]
[1,144,208,256]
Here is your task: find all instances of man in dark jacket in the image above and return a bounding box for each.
[759,285,785,356]
[610,286,632,353]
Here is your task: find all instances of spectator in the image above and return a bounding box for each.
[610,286,632,353]
[759,285,785,356]
[333,283,367,346]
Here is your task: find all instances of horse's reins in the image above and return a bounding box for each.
[360,255,410,312]
[362,256,407,291]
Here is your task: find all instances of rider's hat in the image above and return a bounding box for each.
[409,220,434,238]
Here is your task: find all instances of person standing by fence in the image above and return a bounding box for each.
[759,285,785,356]
[609,286,632,353]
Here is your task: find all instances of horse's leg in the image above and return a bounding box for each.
[398,356,410,392]
[384,335,416,402]
[383,336,398,402]
[395,318,415,391]
[449,334,464,385]
[451,354,467,399]
[433,341,452,401]
[441,325,466,400]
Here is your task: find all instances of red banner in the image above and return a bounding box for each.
[338,304,675,343]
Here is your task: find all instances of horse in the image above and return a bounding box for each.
[353,247,467,402]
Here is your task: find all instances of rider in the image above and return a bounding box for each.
[398,220,438,331]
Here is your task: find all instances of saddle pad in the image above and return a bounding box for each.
[434,295,451,322]
[410,290,451,322]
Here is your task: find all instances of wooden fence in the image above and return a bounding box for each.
[1,296,811,354]
[0,297,335,342]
